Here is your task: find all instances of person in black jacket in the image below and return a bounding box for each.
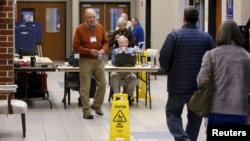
[109,16,135,49]
[67,50,97,106]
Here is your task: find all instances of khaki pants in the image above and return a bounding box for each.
[110,72,137,96]
[79,58,106,114]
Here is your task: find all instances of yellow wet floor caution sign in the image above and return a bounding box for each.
[109,93,130,141]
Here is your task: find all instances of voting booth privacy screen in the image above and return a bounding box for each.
[15,21,42,54]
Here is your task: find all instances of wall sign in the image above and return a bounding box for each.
[226,0,233,19]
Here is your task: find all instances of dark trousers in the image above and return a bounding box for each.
[166,93,202,141]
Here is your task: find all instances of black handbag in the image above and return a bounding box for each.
[188,51,214,117]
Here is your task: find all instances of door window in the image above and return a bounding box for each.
[109,8,124,32]
[46,8,60,32]
[80,3,129,33]
[21,8,35,22]
[93,8,100,23]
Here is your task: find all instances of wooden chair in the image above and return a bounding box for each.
[0,85,28,137]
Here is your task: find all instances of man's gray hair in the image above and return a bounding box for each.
[84,8,96,17]
[117,35,128,43]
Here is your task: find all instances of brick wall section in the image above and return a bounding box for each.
[0,0,14,85]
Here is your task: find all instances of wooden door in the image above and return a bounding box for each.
[80,4,104,27]
[80,3,129,34]
[17,2,66,60]
[216,0,222,33]
[106,3,129,33]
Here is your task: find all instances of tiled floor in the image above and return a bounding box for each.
[0,70,207,141]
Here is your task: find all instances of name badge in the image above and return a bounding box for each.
[90,36,97,42]
[74,53,79,59]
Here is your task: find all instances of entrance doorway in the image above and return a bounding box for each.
[80,2,130,35]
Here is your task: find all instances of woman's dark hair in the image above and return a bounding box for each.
[184,6,199,24]
[216,20,244,47]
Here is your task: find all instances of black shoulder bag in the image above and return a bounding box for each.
[187,51,214,117]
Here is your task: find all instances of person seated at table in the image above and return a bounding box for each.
[67,50,97,106]
[110,35,137,105]
[109,16,136,49]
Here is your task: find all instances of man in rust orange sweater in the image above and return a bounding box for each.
[73,8,109,119]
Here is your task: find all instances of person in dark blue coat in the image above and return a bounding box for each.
[159,6,214,141]
[67,50,97,106]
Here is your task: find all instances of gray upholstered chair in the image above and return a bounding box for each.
[146,49,159,80]
[0,85,28,137]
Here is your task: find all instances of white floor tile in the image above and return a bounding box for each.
[0,71,207,141]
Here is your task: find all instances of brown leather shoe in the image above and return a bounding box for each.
[83,113,93,119]
[91,105,103,115]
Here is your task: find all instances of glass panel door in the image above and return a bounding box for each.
[46,8,60,32]
[109,8,124,32]
[80,4,104,27]
[106,4,129,33]
[80,3,129,34]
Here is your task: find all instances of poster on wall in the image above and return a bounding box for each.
[226,0,233,19]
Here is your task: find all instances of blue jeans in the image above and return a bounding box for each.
[166,93,202,141]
